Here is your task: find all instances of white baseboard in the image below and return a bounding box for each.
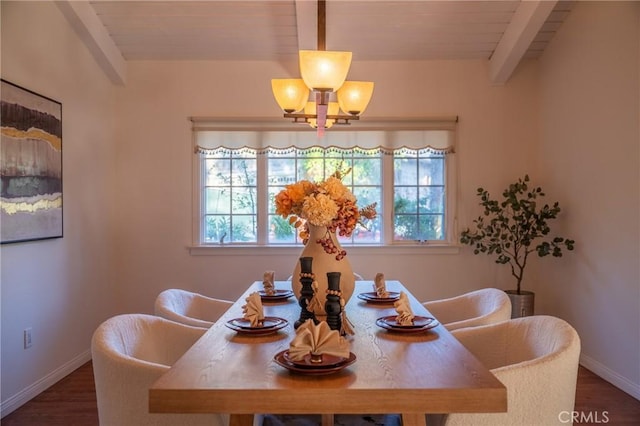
[0,349,92,418]
[580,354,640,400]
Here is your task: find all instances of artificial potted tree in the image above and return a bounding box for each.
[460,175,575,317]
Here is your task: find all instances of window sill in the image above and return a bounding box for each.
[188,244,460,256]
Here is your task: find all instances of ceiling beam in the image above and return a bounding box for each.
[55,0,126,85]
[489,0,557,85]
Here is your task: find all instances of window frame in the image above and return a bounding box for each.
[190,119,458,254]
[389,149,449,244]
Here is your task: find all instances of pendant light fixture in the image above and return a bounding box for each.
[271,0,374,136]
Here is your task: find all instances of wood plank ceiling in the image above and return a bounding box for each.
[58,0,572,85]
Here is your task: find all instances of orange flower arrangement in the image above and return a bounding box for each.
[275,168,377,258]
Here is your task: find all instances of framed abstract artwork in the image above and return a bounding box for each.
[1,80,63,244]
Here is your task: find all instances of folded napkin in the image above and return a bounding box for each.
[394,291,415,326]
[373,272,389,298]
[288,320,350,361]
[242,292,265,327]
[263,270,276,295]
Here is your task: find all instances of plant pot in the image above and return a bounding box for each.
[505,290,535,318]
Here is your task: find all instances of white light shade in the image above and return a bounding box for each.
[305,101,339,129]
[271,79,309,113]
[299,50,352,91]
[337,81,374,115]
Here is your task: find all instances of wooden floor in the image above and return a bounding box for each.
[2,362,639,425]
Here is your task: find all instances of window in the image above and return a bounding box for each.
[203,150,257,243]
[393,150,446,241]
[266,148,382,245]
[193,119,457,248]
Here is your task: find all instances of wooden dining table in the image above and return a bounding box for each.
[149,280,506,426]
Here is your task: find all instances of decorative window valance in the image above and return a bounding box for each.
[192,117,457,155]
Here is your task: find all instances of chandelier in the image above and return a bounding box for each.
[271,0,374,136]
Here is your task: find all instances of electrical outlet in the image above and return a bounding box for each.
[24,328,32,349]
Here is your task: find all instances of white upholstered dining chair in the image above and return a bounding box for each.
[91,313,228,426]
[154,288,233,328]
[427,315,581,426]
[423,288,512,331]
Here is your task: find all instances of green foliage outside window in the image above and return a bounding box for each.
[203,148,447,245]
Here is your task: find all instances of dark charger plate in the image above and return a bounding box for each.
[258,289,295,301]
[225,316,288,335]
[274,350,356,375]
[375,315,439,333]
[357,291,401,303]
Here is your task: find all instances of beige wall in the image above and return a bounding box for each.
[1,1,119,414]
[112,58,538,313]
[537,1,640,397]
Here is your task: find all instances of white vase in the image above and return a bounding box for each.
[291,225,355,318]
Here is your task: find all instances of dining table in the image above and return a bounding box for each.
[149,280,507,426]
